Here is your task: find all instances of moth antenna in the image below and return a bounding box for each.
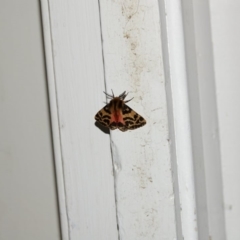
[111,89,114,97]
[119,91,127,99]
[122,92,128,100]
[103,91,114,99]
[124,97,134,103]
[105,95,113,99]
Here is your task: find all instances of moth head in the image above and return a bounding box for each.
[103,90,133,103]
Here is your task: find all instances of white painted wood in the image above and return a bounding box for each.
[158,0,198,239]
[40,1,69,239]
[209,1,240,239]
[42,0,239,239]
[181,0,226,239]
[41,0,118,239]
[99,0,177,239]
[159,0,240,239]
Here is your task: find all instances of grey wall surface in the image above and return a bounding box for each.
[0,1,61,239]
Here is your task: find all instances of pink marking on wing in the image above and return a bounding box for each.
[111,110,124,123]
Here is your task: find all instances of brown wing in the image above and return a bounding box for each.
[117,123,128,132]
[95,104,113,128]
[120,104,146,131]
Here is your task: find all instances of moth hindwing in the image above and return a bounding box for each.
[95,91,146,132]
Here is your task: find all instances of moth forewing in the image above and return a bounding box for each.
[121,103,146,130]
[94,103,112,128]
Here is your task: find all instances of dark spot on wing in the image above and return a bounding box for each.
[104,105,111,114]
[122,105,132,114]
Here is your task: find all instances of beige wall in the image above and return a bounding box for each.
[0,1,61,239]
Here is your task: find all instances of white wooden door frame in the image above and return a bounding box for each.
[180,0,226,239]
[159,0,227,239]
[40,0,227,239]
[40,1,69,239]
[158,0,197,238]
[159,0,226,239]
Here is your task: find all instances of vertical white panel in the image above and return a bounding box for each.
[209,1,240,239]
[181,0,226,239]
[41,0,118,239]
[158,0,198,239]
[99,0,177,239]
[41,1,69,239]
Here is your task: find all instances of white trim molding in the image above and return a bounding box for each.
[40,1,69,239]
[40,0,118,239]
[158,0,198,239]
[159,0,227,239]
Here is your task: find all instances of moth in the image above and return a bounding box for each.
[95,90,146,132]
